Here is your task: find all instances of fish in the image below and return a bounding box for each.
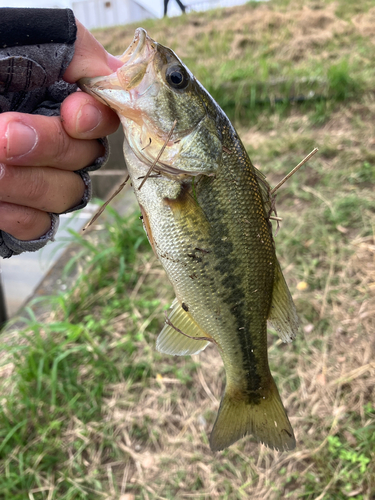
[79,28,299,452]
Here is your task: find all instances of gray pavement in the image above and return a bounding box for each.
[0,203,99,318]
[0,185,138,320]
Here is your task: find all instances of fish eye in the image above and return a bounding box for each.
[166,65,189,90]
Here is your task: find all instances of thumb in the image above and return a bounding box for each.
[63,19,122,83]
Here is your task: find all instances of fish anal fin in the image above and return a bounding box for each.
[209,377,296,452]
[268,261,299,343]
[156,298,212,356]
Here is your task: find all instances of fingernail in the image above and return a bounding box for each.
[77,103,102,133]
[6,122,37,159]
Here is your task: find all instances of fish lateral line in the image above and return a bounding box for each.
[164,311,221,350]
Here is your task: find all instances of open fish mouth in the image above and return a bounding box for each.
[78,27,155,100]
[118,27,148,65]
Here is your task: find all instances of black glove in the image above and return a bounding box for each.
[0,8,109,258]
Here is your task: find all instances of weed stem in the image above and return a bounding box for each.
[271,147,318,195]
[138,119,177,191]
[82,175,130,231]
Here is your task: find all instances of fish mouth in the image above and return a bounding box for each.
[78,28,155,107]
[79,29,203,179]
[118,27,148,65]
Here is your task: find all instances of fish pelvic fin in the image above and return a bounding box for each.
[209,377,296,452]
[156,298,212,356]
[268,260,299,343]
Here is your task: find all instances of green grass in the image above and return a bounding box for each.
[2,1,375,498]
[97,0,374,126]
[0,213,160,499]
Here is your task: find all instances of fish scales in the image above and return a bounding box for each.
[138,126,274,400]
[80,28,299,452]
[199,131,276,398]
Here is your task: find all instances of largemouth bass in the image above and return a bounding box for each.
[80,28,299,452]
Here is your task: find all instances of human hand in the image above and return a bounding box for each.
[0,19,121,242]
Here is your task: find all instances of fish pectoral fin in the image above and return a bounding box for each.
[209,377,296,452]
[268,261,299,343]
[156,298,212,356]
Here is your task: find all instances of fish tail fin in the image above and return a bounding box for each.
[209,377,296,452]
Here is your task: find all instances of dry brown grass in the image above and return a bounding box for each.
[95,3,353,64]
[71,233,374,499]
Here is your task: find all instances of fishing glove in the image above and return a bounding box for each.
[0,8,109,258]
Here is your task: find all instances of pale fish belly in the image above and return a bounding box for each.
[138,181,223,337]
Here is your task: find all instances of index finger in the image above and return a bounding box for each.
[63,19,122,83]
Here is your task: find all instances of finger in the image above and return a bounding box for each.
[63,20,122,83]
[0,112,104,170]
[60,91,119,140]
[0,202,52,241]
[0,163,85,214]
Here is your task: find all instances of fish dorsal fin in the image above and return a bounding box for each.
[254,166,273,215]
[268,261,299,343]
[156,298,211,356]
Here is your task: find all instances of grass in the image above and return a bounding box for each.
[95,0,375,126]
[1,0,375,498]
